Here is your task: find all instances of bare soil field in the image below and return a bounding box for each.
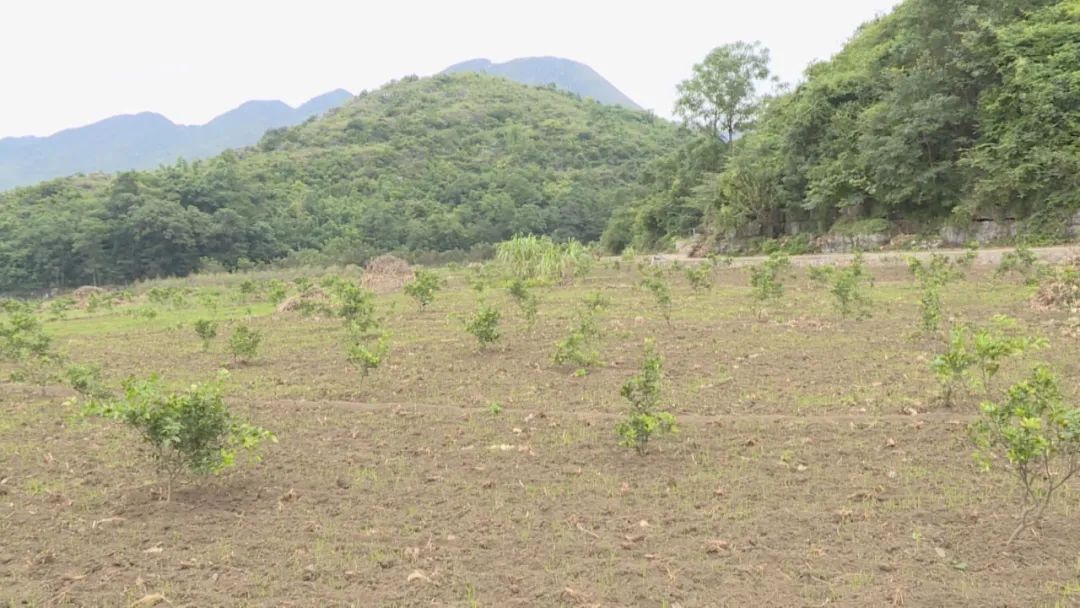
[3,257,1080,607]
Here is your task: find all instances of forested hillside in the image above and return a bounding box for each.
[613,0,1080,251]
[0,74,681,292]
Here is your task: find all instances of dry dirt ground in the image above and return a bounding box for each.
[2,255,1080,607]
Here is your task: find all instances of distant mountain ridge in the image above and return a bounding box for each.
[0,89,353,191]
[441,57,641,110]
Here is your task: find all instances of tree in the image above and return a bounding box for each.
[616,341,677,454]
[83,371,274,500]
[973,366,1080,545]
[675,41,777,144]
[403,270,443,310]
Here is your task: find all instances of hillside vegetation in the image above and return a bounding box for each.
[615,0,1080,250]
[0,74,681,293]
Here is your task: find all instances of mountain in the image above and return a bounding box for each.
[441,57,641,110]
[0,73,683,292]
[0,89,353,191]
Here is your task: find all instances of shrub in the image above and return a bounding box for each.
[750,252,791,301]
[237,279,259,301]
[83,371,274,500]
[616,342,676,455]
[931,316,1046,406]
[685,264,713,292]
[996,244,1040,284]
[582,291,610,313]
[127,306,158,320]
[147,286,190,309]
[506,278,539,329]
[908,254,964,332]
[553,304,602,374]
[708,253,734,269]
[467,264,497,294]
[86,293,111,313]
[48,297,76,320]
[194,319,219,352]
[972,366,1080,545]
[228,325,263,363]
[0,302,52,361]
[346,334,391,378]
[0,303,62,393]
[294,277,314,294]
[809,252,874,319]
[197,291,220,313]
[266,280,289,306]
[958,241,980,269]
[464,303,501,348]
[331,281,379,335]
[640,273,672,324]
[65,363,111,401]
[404,269,442,310]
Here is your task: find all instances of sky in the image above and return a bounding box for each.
[0,0,900,139]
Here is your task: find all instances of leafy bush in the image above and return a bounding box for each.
[147,286,190,309]
[464,303,501,348]
[616,342,676,455]
[404,269,442,310]
[346,334,391,378]
[685,264,713,292]
[294,277,313,294]
[0,302,52,361]
[48,297,75,320]
[996,244,1041,284]
[266,280,289,306]
[640,272,672,324]
[908,254,964,332]
[86,293,110,313]
[956,241,979,269]
[708,253,733,269]
[930,316,1046,406]
[972,366,1080,545]
[83,372,274,500]
[196,291,220,313]
[237,279,259,301]
[552,304,602,374]
[127,306,158,320]
[194,319,219,352]
[506,278,539,329]
[228,324,263,363]
[750,252,791,303]
[809,252,874,319]
[0,303,62,392]
[65,363,111,401]
[331,281,379,335]
[467,263,498,294]
[582,291,610,313]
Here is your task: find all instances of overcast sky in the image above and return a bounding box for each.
[1,0,900,138]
